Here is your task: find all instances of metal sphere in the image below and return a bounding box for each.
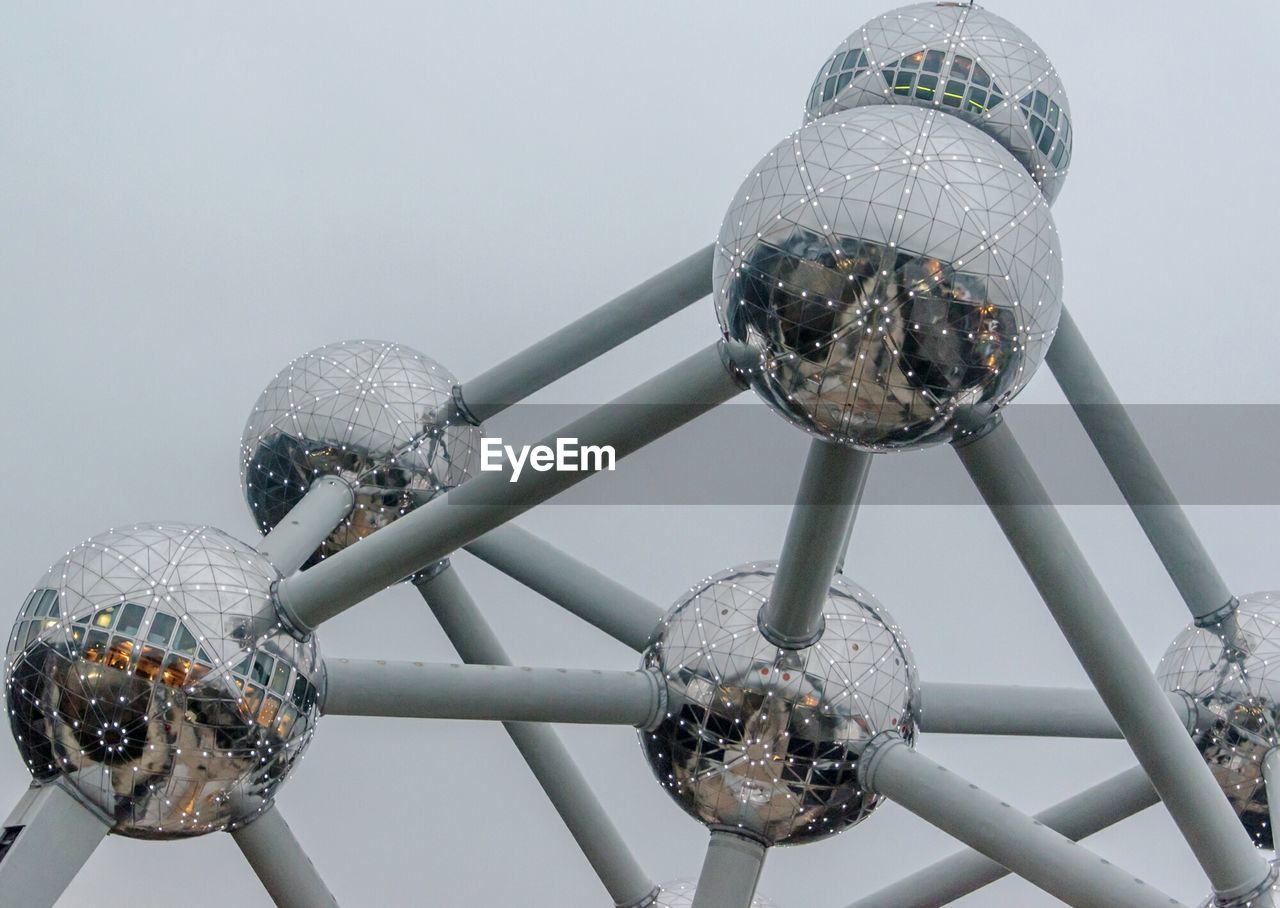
[804,2,1072,203]
[639,562,918,845]
[241,340,483,566]
[1157,593,1280,851]
[651,879,779,907]
[1197,860,1280,908]
[4,523,324,839]
[714,105,1061,450]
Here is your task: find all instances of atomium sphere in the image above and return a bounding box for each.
[1197,859,1280,908]
[651,879,779,907]
[4,523,324,838]
[1157,593,1280,850]
[804,2,1073,203]
[241,340,483,567]
[639,562,918,846]
[714,105,1061,450]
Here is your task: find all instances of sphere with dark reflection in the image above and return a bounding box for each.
[804,2,1073,203]
[4,524,324,838]
[639,562,918,845]
[715,105,1061,450]
[1197,859,1280,908]
[241,340,483,567]
[653,879,779,907]
[1158,593,1280,851]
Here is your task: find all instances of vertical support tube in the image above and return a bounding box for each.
[758,441,873,648]
[276,342,745,632]
[859,737,1183,908]
[0,783,110,907]
[1046,306,1236,623]
[415,566,658,908]
[455,245,713,424]
[231,805,339,908]
[691,830,767,908]
[255,476,355,577]
[843,765,1160,908]
[955,420,1270,900]
[463,523,665,652]
[835,452,873,573]
[1266,750,1280,850]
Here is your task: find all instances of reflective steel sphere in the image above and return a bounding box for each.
[241,340,483,567]
[1198,860,1280,908]
[805,2,1072,203]
[652,879,778,907]
[714,105,1061,450]
[1158,593,1280,850]
[639,563,918,845]
[4,524,324,838]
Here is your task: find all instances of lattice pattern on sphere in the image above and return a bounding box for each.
[714,105,1062,450]
[241,340,483,567]
[639,562,918,846]
[652,879,779,907]
[1157,592,1280,851]
[4,524,323,839]
[804,1,1072,203]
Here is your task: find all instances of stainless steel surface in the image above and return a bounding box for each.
[4,524,325,838]
[652,878,777,908]
[639,562,917,846]
[241,339,483,568]
[231,804,338,908]
[277,342,745,632]
[805,1,1072,203]
[759,442,872,648]
[957,421,1272,898]
[1158,593,1280,850]
[714,105,1061,450]
[0,782,111,908]
[1199,863,1280,908]
[323,658,664,726]
[464,522,666,652]
[844,765,1161,908]
[860,735,1185,908]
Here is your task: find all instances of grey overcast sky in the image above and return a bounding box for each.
[2,2,1278,905]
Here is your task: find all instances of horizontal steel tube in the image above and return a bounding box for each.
[255,476,355,576]
[956,421,1270,898]
[1046,306,1235,622]
[919,682,1197,739]
[759,441,873,648]
[232,805,339,908]
[464,523,665,652]
[417,567,657,908]
[860,738,1183,908]
[845,765,1160,908]
[456,245,713,424]
[692,830,768,908]
[323,658,662,726]
[276,342,744,632]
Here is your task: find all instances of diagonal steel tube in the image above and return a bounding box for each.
[275,342,746,634]
[846,764,1161,908]
[955,420,1270,899]
[0,782,110,906]
[322,658,664,726]
[255,475,355,577]
[918,682,1197,739]
[859,736,1184,908]
[1046,306,1236,624]
[692,830,768,908]
[453,245,713,425]
[415,565,659,908]
[758,441,873,648]
[464,523,665,652]
[231,805,339,908]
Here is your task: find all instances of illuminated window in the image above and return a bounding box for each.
[882,53,1004,113]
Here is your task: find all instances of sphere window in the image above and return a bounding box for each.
[807,48,870,110]
[1020,90,1073,172]
[881,53,1004,114]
